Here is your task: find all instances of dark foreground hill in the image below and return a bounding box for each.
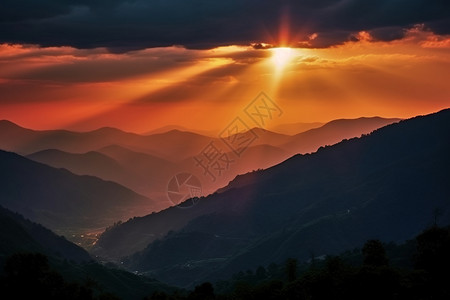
[95,109,450,287]
[0,150,157,237]
[0,205,90,263]
[0,205,176,299]
[145,226,450,300]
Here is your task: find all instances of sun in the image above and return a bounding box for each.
[271,47,294,70]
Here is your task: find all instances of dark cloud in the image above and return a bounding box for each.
[0,0,449,50]
[0,47,203,83]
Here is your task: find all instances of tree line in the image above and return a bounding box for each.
[1,226,449,299]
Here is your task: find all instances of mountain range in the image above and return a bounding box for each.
[1,117,400,208]
[92,109,450,287]
[0,149,157,242]
[271,122,324,135]
[0,110,448,290]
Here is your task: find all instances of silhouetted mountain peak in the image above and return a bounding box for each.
[161,128,206,137]
[0,119,20,127]
[89,126,140,136]
[0,119,32,132]
[249,127,290,136]
[143,125,216,136]
[322,116,402,128]
[28,148,120,163]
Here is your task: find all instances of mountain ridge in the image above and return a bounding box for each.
[94,109,450,287]
[0,149,159,242]
[0,205,91,262]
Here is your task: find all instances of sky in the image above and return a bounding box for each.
[0,0,449,133]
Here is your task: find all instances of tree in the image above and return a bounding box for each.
[362,240,389,267]
[255,266,267,280]
[1,252,116,300]
[188,282,215,300]
[2,252,66,299]
[285,258,298,282]
[325,256,345,274]
[145,291,170,300]
[432,207,444,226]
[415,226,450,273]
[267,263,279,279]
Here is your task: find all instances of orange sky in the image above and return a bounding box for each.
[0,26,449,134]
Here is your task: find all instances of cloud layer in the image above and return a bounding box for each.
[1,0,449,50]
[1,25,449,133]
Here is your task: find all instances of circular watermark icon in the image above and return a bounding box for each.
[167,172,202,208]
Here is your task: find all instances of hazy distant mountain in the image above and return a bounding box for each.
[99,145,178,202]
[0,120,212,161]
[136,118,402,200]
[95,110,449,287]
[135,130,214,162]
[178,143,291,196]
[1,117,401,212]
[27,146,174,206]
[0,150,157,237]
[0,120,133,155]
[98,144,173,169]
[272,122,324,135]
[0,205,91,262]
[144,125,216,137]
[27,149,129,183]
[282,117,402,154]
[0,117,399,162]
[224,127,292,147]
[25,142,288,207]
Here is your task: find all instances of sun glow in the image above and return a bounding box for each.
[271,47,294,70]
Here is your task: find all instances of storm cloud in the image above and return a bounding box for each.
[0,0,449,51]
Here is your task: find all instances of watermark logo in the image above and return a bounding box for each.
[193,141,235,182]
[167,172,202,208]
[245,92,283,127]
[219,117,258,157]
[166,92,283,208]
